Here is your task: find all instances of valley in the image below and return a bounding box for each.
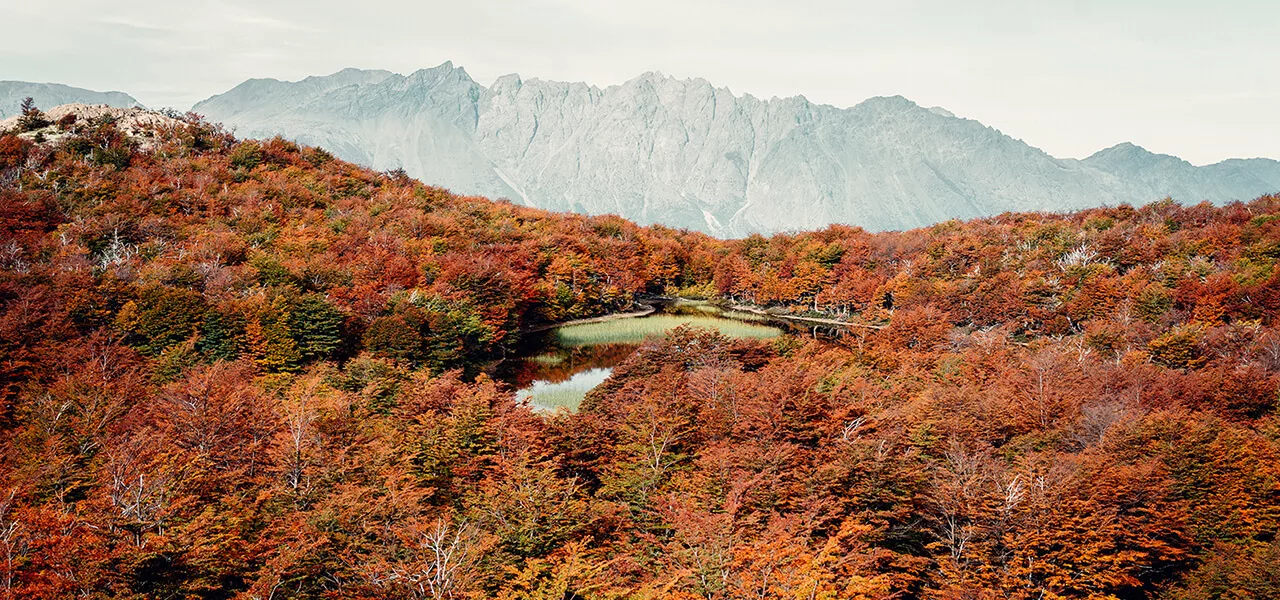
[0,100,1278,598]
[4,0,1279,593]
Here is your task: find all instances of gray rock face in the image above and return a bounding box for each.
[192,62,1280,236]
[0,82,139,119]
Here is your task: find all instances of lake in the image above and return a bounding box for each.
[498,303,784,413]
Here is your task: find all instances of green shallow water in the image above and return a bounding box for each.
[554,314,782,347]
[507,308,783,413]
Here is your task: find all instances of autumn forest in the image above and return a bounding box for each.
[1,107,1278,599]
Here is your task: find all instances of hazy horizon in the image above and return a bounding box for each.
[3,0,1277,166]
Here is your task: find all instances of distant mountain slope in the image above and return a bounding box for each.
[193,62,1280,236]
[0,81,139,118]
[1080,143,1280,207]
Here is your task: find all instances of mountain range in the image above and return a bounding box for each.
[8,66,1280,236]
[190,62,1280,236]
[0,81,138,119]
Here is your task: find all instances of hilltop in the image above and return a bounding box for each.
[0,102,183,149]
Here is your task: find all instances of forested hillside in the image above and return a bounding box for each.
[1,106,1277,598]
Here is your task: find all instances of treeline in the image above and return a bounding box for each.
[0,109,1277,598]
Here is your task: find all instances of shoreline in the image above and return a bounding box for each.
[521,298,885,336]
[726,304,886,330]
[521,303,657,333]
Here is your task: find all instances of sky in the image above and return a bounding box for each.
[2,0,1277,165]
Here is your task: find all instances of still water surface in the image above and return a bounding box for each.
[501,306,783,413]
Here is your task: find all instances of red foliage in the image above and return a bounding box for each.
[0,122,1277,598]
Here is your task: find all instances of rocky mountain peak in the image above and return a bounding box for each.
[1085,142,1194,171]
[301,68,397,89]
[188,61,1280,236]
[852,95,924,115]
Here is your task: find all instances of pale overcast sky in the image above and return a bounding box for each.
[2,0,1276,165]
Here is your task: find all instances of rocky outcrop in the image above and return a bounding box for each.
[0,104,182,149]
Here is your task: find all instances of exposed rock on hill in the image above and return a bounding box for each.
[0,103,182,149]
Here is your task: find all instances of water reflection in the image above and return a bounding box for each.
[503,343,636,413]
[516,367,613,413]
[501,305,785,413]
[503,343,636,390]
